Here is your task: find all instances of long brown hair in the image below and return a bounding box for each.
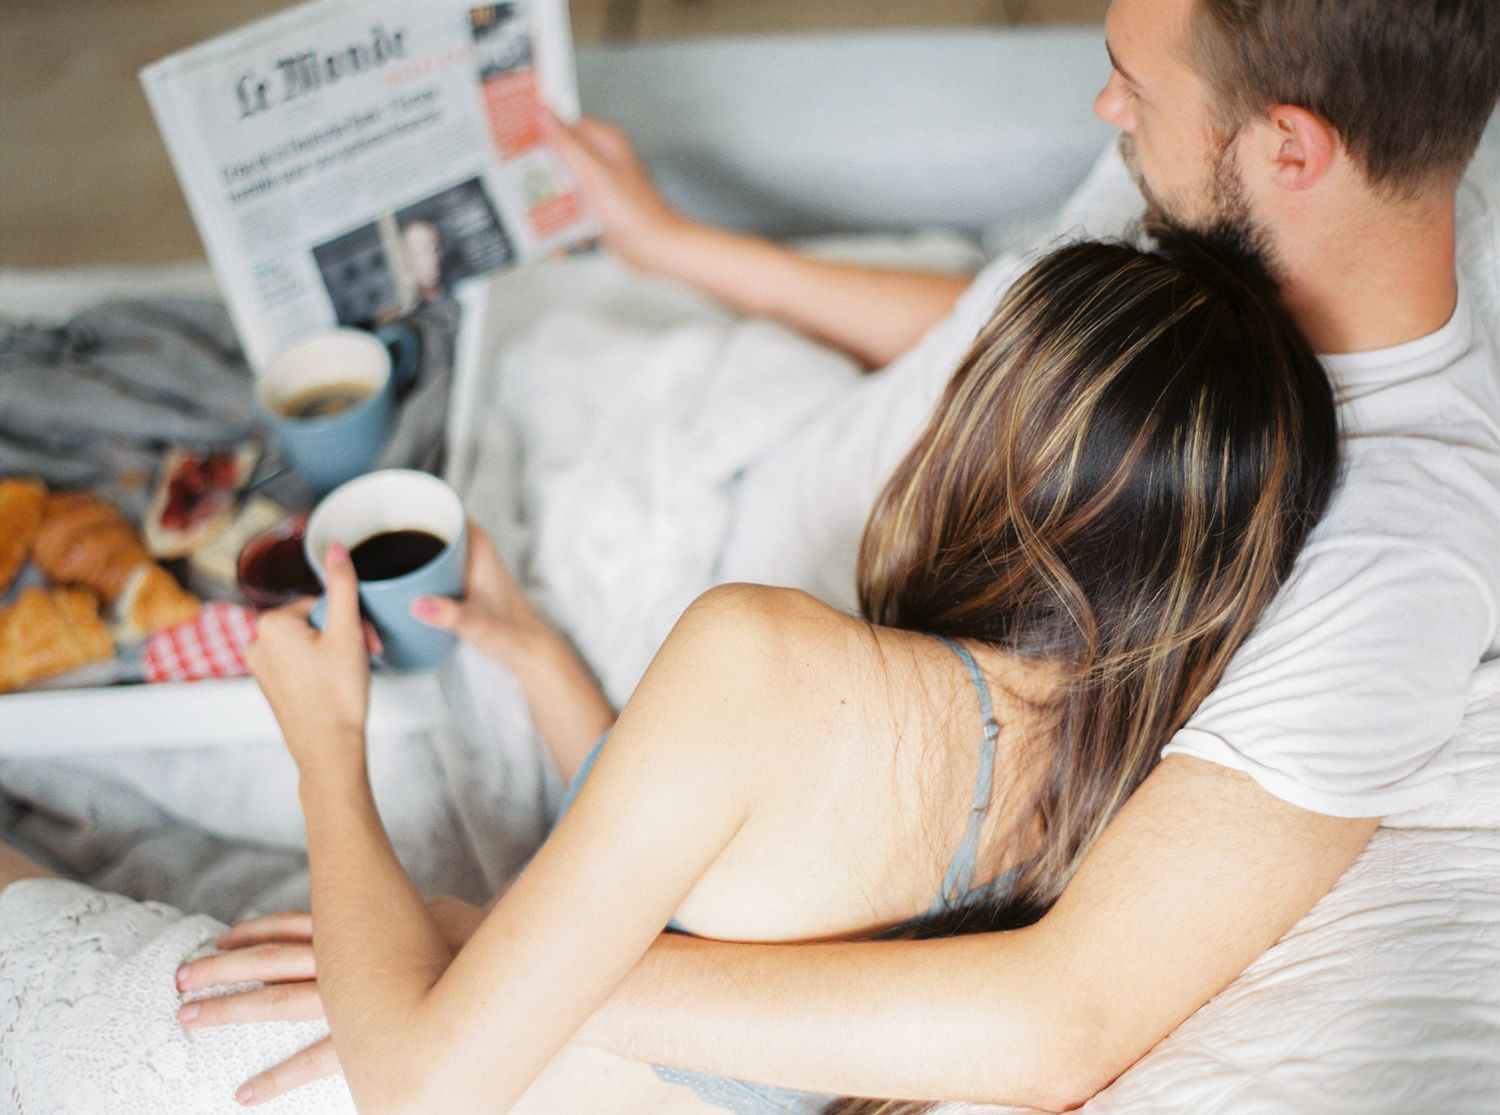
[834,231,1337,1114]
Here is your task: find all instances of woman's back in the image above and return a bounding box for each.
[618,587,1050,944]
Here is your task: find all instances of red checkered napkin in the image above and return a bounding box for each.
[144,602,258,683]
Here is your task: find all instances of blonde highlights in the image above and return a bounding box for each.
[860,232,1336,925]
[831,232,1337,1112]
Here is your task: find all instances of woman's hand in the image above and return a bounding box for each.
[178,897,488,1105]
[410,523,550,674]
[247,543,370,775]
[543,112,696,276]
[415,523,615,778]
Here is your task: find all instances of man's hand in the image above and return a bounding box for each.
[177,898,488,1105]
[544,112,696,275]
[175,910,331,1106]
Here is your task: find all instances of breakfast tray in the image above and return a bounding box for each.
[0,278,496,756]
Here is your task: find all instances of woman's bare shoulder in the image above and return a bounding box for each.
[661,584,964,766]
[669,584,875,669]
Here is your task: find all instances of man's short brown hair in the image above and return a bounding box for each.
[1191,0,1500,193]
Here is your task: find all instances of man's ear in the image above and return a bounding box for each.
[1260,105,1338,191]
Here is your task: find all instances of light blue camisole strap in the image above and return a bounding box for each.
[929,635,1002,914]
[651,635,1012,1115]
[556,635,1011,1115]
[559,634,1009,924]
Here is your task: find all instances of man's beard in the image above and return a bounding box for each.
[1118,133,1279,271]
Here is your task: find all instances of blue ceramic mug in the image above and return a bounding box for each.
[304,469,467,671]
[258,325,421,494]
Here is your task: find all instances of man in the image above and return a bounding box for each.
[191,0,1500,1106]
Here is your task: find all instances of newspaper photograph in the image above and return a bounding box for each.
[141,0,592,369]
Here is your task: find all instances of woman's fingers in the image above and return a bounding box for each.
[363,619,384,657]
[411,593,461,631]
[279,597,318,621]
[215,910,313,949]
[321,543,362,645]
[235,1036,342,1107]
[543,111,685,273]
[179,980,325,1028]
[410,521,549,668]
[177,941,316,992]
[465,520,507,580]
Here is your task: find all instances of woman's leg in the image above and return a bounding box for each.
[0,839,57,889]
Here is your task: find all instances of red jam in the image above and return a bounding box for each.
[163,452,241,530]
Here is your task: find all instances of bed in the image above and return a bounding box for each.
[2,26,1498,1115]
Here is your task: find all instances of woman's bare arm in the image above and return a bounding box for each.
[414,524,612,780]
[252,581,846,1114]
[581,756,1377,1110]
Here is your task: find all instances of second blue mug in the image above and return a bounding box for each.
[257,324,421,494]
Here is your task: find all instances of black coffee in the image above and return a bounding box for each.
[348,529,446,581]
[280,380,374,420]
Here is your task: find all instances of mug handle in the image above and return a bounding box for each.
[375,321,423,402]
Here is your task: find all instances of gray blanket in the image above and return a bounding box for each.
[0,297,461,520]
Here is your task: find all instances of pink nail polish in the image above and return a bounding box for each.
[328,542,349,565]
[179,1003,199,1024]
[413,598,437,619]
[175,966,189,990]
[237,1084,255,1105]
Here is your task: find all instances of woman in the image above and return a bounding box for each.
[0,231,1338,1113]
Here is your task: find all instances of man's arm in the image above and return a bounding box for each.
[582,755,1378,1111]
[186,725,1377,1108]
[546,115,970,368]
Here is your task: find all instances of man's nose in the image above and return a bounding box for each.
[1094,72,1132,130]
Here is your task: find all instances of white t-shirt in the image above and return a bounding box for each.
[720,145,1500,822]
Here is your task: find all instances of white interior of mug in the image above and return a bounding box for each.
[305,469,464,576]
[258,328,390,415]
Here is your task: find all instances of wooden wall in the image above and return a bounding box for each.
[0,0,1107,266]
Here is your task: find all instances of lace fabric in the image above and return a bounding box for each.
[0,878,355,1115]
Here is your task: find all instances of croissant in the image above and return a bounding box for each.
[0,477,48,595]
[32,492,202,638]
[117,563,202,641]
[34,492,151,601]
[0,586,114,693]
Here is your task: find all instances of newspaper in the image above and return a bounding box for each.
[141,0,594,369]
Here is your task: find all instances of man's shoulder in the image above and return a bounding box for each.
[1321,295,1500,580]
[1175,309,1500,817]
